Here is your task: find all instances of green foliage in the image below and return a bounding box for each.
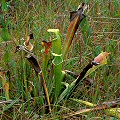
[0,0,10,41]
[48,29,63,101]
[1,27,10,41]
[0,0,120,119]
[1,0,8,11]
[3,45,12,65]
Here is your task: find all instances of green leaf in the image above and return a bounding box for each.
[2,0,8,11]
[94,46,102,56]
[58,79,77,103]
[47,29,63,100]
[71,98,96,107]
[4,45,12,64]
[2,28,10,41]
[52,53,63,65]
[52,56,63,66]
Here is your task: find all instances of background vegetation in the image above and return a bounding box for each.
[0,0,120,119]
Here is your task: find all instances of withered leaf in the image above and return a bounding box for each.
[42,41,52,55]
[63,3,87,58]
[24,34,34,51]
[26,54,41,74]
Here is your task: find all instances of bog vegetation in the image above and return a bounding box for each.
[0,0,120,119]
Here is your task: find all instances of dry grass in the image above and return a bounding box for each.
[0,0,120,119]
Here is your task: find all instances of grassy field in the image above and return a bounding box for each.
[0,0,120,119]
